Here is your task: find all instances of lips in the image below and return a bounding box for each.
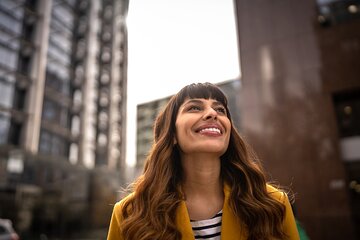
[199,127,221,134]
[195,124,223,135]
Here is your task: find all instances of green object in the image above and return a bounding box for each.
[296,219,310,240]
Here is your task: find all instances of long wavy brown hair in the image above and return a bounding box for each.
[120,82,287,240]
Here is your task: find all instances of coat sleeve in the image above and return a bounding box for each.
[281,192,300,240]
[266,185,300,240]
[107,202,124,240]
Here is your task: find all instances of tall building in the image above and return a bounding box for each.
[0,0,128,237]
[234,0,360,239]
[136,96,171,170]
[136,80,241,170]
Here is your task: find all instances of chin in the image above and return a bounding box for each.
[197,146,227,155]
[179,142,229,156]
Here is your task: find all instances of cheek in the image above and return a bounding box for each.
[222,118,231,131]
[175,116,189,134]
[175,122,185,140]
[174,121,183,142]
[175,121,192,148]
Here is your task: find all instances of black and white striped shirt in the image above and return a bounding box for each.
[190,210,222,239]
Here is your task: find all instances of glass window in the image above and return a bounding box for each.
[0,115,10,144]
[53,5,74,30]
[60,106,69,128]
[61,79,70,96]
[0,11,22,34]
[50,33,72,54]
[42,99,59,121]
[0,46,18,70]
[0,31,20,51]
[42,98,70,127]
[0,81,14,108]
[47,44,70,66]
[51,135,63,156]
[39,129,69,158]
[46,62,70,88]
[50,18,72,40]
[0,69,15,84]
[46,69,62,90]
[77,16,88,35]
[78,0,88,11]
[0,0,25,19]
[39,130,51,154]
[65,0,77,8]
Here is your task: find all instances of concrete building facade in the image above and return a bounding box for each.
[0,0,128,237]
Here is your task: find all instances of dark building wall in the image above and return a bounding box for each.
[234,0,360,239]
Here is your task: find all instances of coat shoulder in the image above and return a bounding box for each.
[113,192,134,214]
[266,184,287,203]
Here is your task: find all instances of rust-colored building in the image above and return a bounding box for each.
[234,0,360,239]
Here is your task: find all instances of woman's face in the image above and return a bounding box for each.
[175,98,231,157]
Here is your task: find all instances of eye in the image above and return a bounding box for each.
[187,105,201,112]
[215,106,226,115]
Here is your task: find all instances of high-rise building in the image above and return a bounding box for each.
[136,96,171,170]
[0,0,128,237]
[234,0,360,239]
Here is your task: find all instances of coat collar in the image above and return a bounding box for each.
[175,184,247,240]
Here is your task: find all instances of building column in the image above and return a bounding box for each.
[23,0,53,153]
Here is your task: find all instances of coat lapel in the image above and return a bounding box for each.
[221,184,247,240]
[176,200,195,240]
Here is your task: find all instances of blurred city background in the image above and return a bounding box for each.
[0,0,359,239]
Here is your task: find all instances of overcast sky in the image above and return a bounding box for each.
[126,0,240,166]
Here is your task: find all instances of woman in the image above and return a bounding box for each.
[107,82,299,240]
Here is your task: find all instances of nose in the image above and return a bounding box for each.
[203,107,217,120]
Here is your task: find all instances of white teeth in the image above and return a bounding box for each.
[199,128,221,134]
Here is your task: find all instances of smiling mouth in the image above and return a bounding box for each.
[198,127,222,134]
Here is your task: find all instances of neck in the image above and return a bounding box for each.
[180,154,224,220]
[181,154,222,197]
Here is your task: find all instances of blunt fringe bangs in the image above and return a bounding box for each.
[173,82,231,120]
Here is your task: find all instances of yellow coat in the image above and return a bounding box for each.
[107,184,300,240]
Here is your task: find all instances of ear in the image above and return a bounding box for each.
[173,136,177,145]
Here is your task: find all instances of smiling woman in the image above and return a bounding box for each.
[107,82,300,240]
